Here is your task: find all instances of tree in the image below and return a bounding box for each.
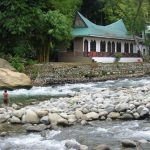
[104,0,149,35]
[104,0,150,53]
[80,0,106,25]
[0,0,81,62]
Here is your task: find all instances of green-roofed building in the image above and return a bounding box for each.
[59,12,148,63]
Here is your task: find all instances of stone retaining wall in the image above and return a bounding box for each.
[25,62,150,86]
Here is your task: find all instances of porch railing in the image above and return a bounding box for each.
[83,52,140,57]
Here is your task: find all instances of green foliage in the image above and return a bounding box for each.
[80,0,106,25]
[0,0,81,59]
[114,53,123,62]
[101,70,107,76]
[25,59,37,66]
[143,55,150,62]
[104,0,150,35]
[10,55,25,72]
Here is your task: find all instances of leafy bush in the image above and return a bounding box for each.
[143,55,150,62]
[10,55,25,72]
[114,52,123,62]
[25,59,37,65]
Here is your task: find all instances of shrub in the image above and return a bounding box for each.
[10,55,25,72]
[114,52,122,62]
[25,59,37,65]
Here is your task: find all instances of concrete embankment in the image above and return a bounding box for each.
[25,62,150,86]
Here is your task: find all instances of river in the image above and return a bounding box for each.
[0,76,150,150]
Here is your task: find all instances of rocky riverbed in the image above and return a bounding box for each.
[1,77,150,149]
[25,63,150,86]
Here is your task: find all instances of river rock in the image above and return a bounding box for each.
[40,116,50,125]
[107,112,120,119]
[22,109,39,124]
[65,140,80,150]
[0,68,32,89]
[133,112,140,119]
[99,110,108,117]
[121,139,136,148]
[91,107,98,113]
[100,116,106,120]
[146,103,150,109]
[85,112,99,120]
[35,109,48,117]
[81,120,88,126]
[0,108,6,114]
[10,116,21,124]
[140,108,149,117]
[121,113,133,120]
[59,112,68,119]
[93,144,111,150]
[128,104,135,110]
[48,113,68,126]
[12,103,20,110]
[137,105,145,114]
[0,132,8,137]
[82,107,89,114]
[13,109,24,118]
[104,105,115,113]
[80,144,88,150]
[75,110,84,120]
[0,114,10,123]
[68,114,77,124]
[26,124,48,132]
[115,103,129,112]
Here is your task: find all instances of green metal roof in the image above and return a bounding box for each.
[72,12,134,40]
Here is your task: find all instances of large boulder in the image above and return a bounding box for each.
[0,58,15,71]
[22,109,40,124]
[0,68,32,89]
[48,113,68,126]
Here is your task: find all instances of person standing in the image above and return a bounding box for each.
[3,90,9,106]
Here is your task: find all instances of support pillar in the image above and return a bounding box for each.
[115,42,117,52]
[105,41,108,52]
[121,42,124,53]
[88,39,91,52]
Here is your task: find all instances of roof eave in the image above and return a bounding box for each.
[73,35,135,41]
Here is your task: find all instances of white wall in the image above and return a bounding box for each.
[92,57,143,63]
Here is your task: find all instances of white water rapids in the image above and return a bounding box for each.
[0,76,150,98]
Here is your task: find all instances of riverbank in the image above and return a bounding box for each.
[25,62,150,86]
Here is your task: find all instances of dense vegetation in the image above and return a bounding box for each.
[0,0,81,64]
[0,0,149,70]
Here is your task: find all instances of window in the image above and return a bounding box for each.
[100,41,106,52]
[108,41,111,53]
[112,42,115,53]
[84,40,88,52]
[124,43,129,53]
[117,42,121,52]
[130,43,133,54]
[90,40,96,52]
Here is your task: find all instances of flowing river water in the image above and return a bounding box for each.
[0,76,150,150]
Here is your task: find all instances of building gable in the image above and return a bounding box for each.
[74,13,87,28]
